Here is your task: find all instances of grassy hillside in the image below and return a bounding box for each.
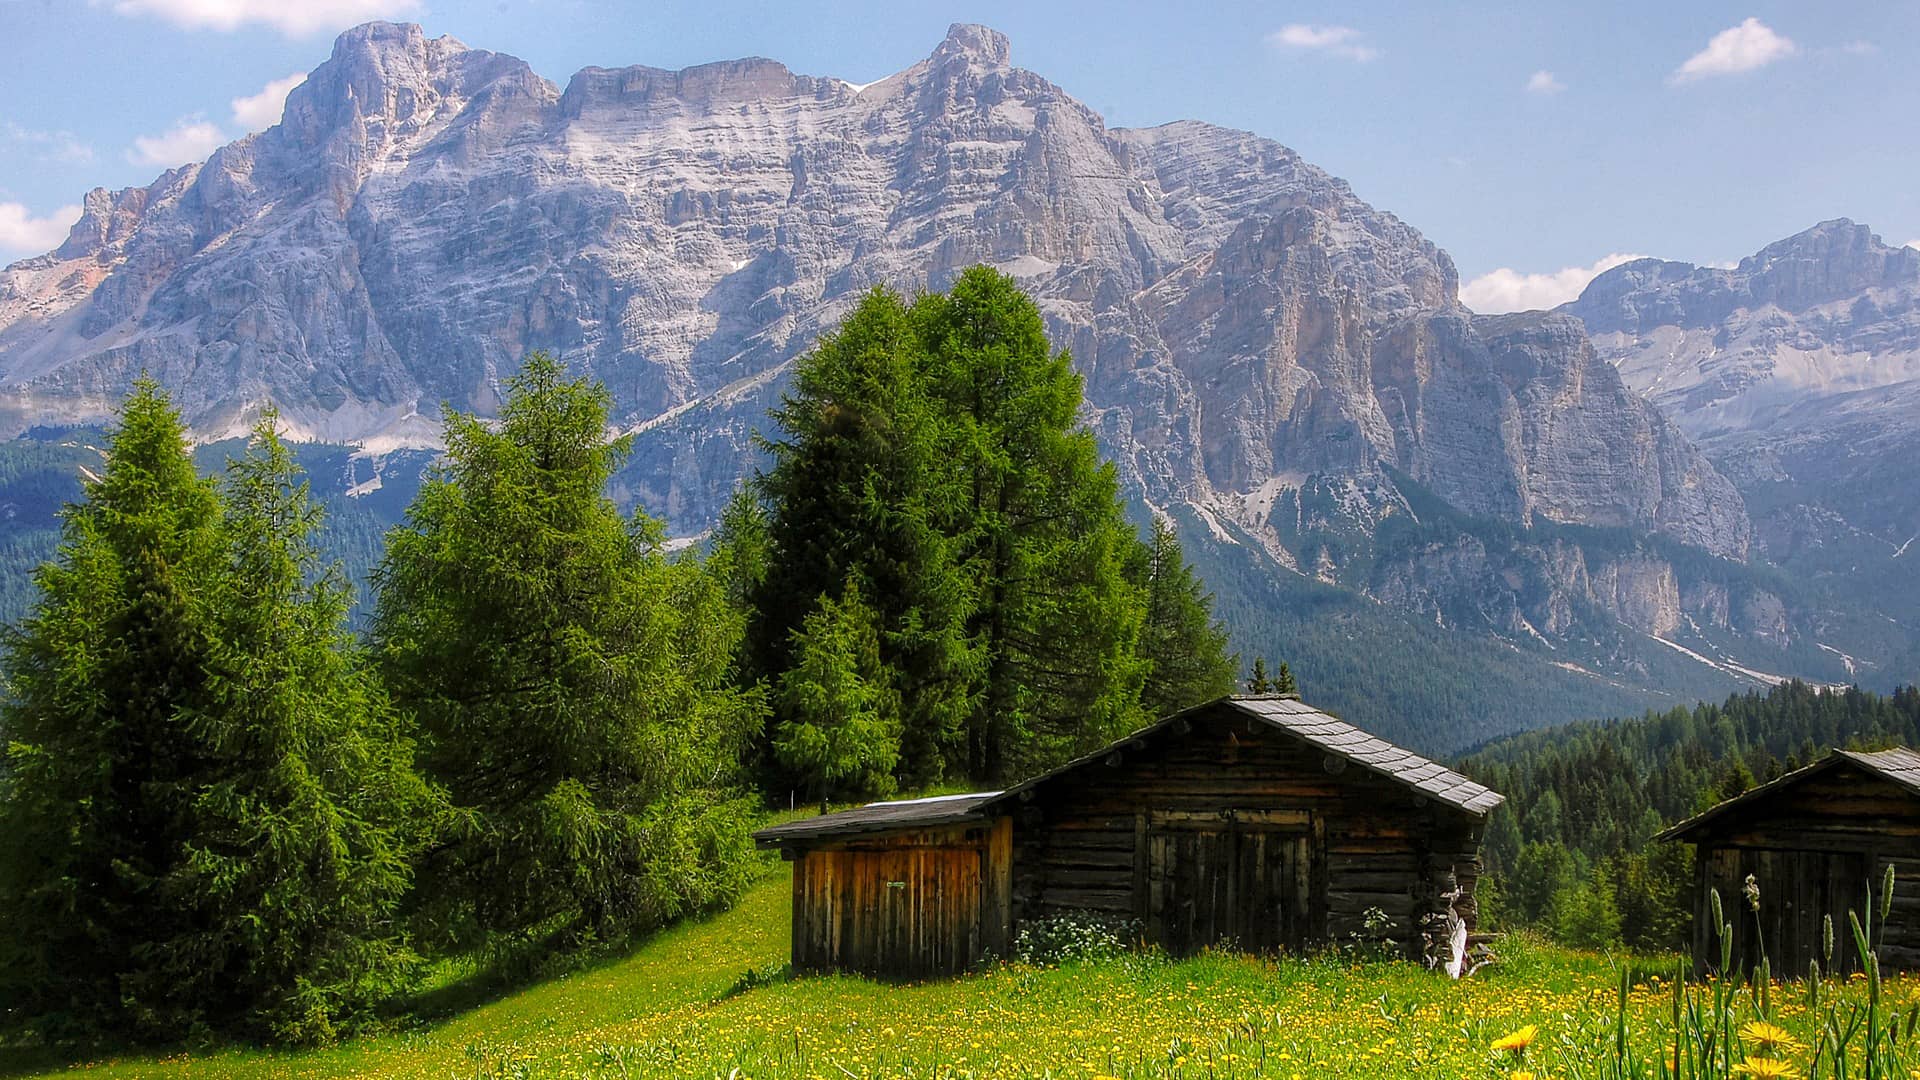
[8,862,1917,1080]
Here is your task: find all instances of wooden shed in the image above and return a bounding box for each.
[1657,746,1920,975]
[752,695,1505,977]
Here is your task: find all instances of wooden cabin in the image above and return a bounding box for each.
[1658,746,1920,975]
[752,695,1505,977]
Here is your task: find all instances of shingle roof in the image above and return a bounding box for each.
[751,696,1506,848]
[1229,696,1507,815]
[1657,745,1920,843]
[752,791,1001,846]
[1840,747,1920,793]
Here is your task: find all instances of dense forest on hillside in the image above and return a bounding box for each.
[1459,680,1920,950]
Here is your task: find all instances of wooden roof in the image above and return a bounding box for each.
[753,792,1002,846]
[1656,746,1920,844]
[988,695,1504,815]
[752,696,1505,847]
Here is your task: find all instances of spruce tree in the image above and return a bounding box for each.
[373,353,763,949]
[1274,660,1299,697]
[1248,658,1272,694]
[1135,517,1237,717]
[753,289,977,786]
[0,390,433,1043]
[0,380,226,1040]
[146,416,436,1042]
[775,582,902,810]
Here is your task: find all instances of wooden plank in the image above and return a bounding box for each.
[982,815,1013,962]
[1133,808,1149,923]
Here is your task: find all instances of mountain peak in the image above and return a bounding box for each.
[932,23,1012,69]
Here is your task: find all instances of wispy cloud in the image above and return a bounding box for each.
[1525,70,1565,95]
[1671,18,1796,83]
[0,202,83,260]
[1460,253,1649,314]
[2,123,95,164]
[127,118,225,168]
[231,73,307,131]
[101,0,418,37]
[1267,24,1379,62]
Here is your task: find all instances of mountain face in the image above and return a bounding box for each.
[0,22,1864,745]
[1563,221,1920,687]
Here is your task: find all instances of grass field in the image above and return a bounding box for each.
[5,865,1917,1079]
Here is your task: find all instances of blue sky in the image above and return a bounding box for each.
[2,0,1915,311]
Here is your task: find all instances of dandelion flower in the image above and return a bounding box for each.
[1731,1059,1801,1079]
[1491,1024,1538,1053]
[1741,1021,1802,1051]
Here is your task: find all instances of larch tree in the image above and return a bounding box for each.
[917,267,1149,782]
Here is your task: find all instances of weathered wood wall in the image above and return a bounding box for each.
[1689,768,1920,975]
[789,818,1012,978]
[1008,711,1485,958]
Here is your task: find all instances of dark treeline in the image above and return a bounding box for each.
[0,269,1240,1047]
[1461,681,1920,951]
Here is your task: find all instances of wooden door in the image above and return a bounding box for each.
[1146,810,1313,956]
[1703,846,1869,976]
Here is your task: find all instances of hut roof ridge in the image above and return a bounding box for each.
[1656,744,1920,844]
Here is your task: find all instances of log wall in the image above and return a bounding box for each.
[1688,769,1920,975]
[1008,712,1485,958]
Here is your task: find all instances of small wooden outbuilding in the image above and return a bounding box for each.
[752,695,1505,977]
[1658,746,1920,975]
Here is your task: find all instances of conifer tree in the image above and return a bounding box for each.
[1136,517,1237,717]
[1274,660,1299,697]
[0,380,225,1039]
[753,289,976,786]
[1248,657,1272,693]
[148,417,436,1042]
[0,390,433,1043]
[918,267,1149,781]
[775,582,902,810]
[373,353,763,949]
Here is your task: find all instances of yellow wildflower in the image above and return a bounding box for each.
[1732,1059,1801,1079]
[1492,1024,1539,1053]
[1741,1020,1802,1052]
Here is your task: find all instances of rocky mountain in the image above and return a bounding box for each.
[0,22,1880,747]
[1564,221,1920,688]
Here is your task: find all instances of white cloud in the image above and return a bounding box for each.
[1459,253,1649,314]
[231,72,307,131]
[1268,24,1379,62]
[1672,18,1796,83]
[1,123,95,164]
[102,0,418,37]
[126,119,226,168]
[0,202,83,260]
[1525,70,1565,95]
